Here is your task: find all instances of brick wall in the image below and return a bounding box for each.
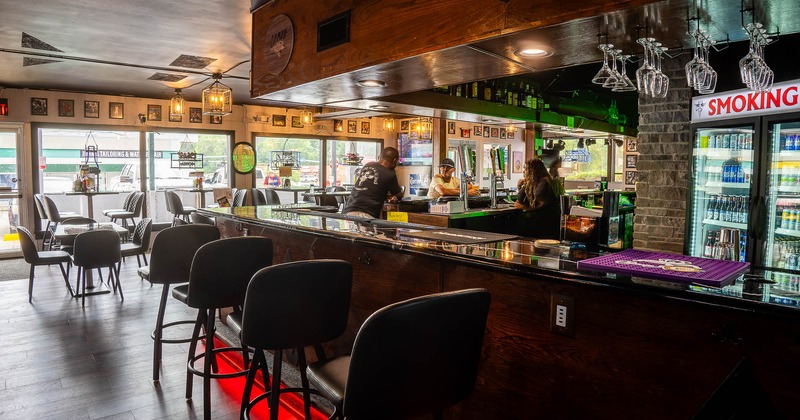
[633,54,692,252]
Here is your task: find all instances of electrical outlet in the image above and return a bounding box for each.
[550,293,575,337]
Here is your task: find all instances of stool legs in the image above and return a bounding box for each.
[153,285,169,381]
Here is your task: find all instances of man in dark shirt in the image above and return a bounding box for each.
[343,147,404,218]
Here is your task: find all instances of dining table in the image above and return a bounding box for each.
[267,186,311,204]
[301,190,351,206]
[175,187,214,208]
[54,222,129,296]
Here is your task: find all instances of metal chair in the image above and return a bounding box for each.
[136,224,220,382]
[232,259,352,420]
[72,230,122,307]
[107,191,144,228]
[250,188,268,206]
[264,188,281,205]
[38,194,78,250]
[119,218,152,268]
[179,236,274,420]
[18,226,72,302]
[232,189,247,207]
[165,190,196,225]
[190,212,216,225]
[57,217,97,255]
[307,288,491,420]
[102,191,137,218]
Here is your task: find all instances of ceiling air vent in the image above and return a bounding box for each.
[148,73,188,82]
[317,10,350,52]
[169,55,217,69]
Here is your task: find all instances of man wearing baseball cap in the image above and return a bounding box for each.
[427,157,479,199]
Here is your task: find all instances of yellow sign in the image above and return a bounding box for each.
[386,211,408,223]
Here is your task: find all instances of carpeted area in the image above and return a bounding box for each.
[0,258,31,282]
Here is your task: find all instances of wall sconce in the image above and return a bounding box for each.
[300,109,314,125]
[383,118,395,130]
[170,88,185,118]
[202,73,232,116]
[506,123,517,135]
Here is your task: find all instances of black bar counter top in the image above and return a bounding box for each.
[200,205,799,318]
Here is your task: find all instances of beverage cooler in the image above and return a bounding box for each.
[688,80,800,284]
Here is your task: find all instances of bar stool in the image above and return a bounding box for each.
[18,226,72,302]
[72,230,122,307]
[136,224,220,382]
[232,188,247,207]
[251,188,268,206]
[179,236,273,420]
[231,259,352,420]
[306,288,491,420]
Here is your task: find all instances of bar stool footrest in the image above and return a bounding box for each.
[243,386,337,420]
[151,319,200,344]
[188,346,254,379]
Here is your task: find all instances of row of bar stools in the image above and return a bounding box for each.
[178,236,274,420]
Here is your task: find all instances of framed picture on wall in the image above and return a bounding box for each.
[625,170,637,185]
[473,126,482,137]
[500,128,506,139]
[361,121,370,134]
[109,102,124,119]
[447,121,456,135]
[147,104,162,121]
[58,99,74,117]
[347,120,357,133]
[483,126,490,137]
[291,116,303,128]
[626,154,638,168]
[626,137,638,152]
[460,128,470,138]
[31,98,47,116]
[272,114,286,126]
[189,107,202,123]
[333,119,343,132]
[400,120,409,131]
[84,101,100,118]
[210,115,222,124]
[512,151,523,173]
[490,128,499,138]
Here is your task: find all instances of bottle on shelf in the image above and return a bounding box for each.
[703,231,714,258]
[484,81,494,102]
[706,195,716,220]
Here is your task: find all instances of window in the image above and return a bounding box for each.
[254,137,323,187]
[560,138,624,182]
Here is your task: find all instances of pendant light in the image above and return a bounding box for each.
[170,88,185,118]
[202,73,232,116]
[383,118,395,130]
[300,109,313,125]
[506,123,517,136]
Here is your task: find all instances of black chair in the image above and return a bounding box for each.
[264,188,281,205]
[107,191,144,228]
[136,224,220,382]
[119,218,152,268]
[179,236,273,420]
[190,212,215,225]
[40,194,78,250]
[231,259,352,420]
[102,191,137,218]
[251,188,268,206]
[232,189,247,207]
[72,230,122,307]
[58,217,97,255]
[307,288,491,420]
[165,190,196,225]
[18,226,72,302]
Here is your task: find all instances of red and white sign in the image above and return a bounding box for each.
[691,80,800,122]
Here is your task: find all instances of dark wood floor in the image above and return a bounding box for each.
[0,258,244,420]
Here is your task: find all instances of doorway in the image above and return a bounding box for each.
[0,124,24,256]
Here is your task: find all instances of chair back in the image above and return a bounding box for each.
[342,288,491,419]
[164,190,173,213]
[17,226,40,264]
[33,194,48,220]
[251,188,267,206]
[186,236,273,309]
[146,224,219,285]
[132,218,153,247]
[61,217,97,225]
[264,188,281,205]
[232,189,247,207]
[322,186,342,207]
[165,190,185,214]
[121,192,137,211]
[190,212,215,225]
[128,191,145,216]
[241,260,352,350]
[72,230,121,269]
[42,195,65,223]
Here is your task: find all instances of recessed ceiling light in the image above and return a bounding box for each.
[515,48,553,58]
[357,79,386,87]
[369,105,389,110]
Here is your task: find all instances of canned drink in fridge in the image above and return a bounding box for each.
[722,134,731,149]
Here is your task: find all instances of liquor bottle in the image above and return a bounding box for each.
[713,195,722,220]
[703,231,714,258]
[471,81,480,99]
[507,81,515,106]
[495,81,505,104]
[706,195,716,220]
[483,81,493,102]
[525,84,533,109]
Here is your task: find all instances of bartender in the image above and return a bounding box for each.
[427,158,479,199]
[514,158,561,239]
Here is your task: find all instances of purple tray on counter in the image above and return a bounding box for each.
[576,249,749,287]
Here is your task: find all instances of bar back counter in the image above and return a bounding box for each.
[200,205,800,419]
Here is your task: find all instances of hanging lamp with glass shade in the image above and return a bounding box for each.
[170,88,185,118]
[383,118,395,130]
[202,73,232,116]
[300,109,313,125]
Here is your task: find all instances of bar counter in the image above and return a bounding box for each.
[200,205,800,419]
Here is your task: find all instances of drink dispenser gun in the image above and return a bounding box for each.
[488,147,505,209]
[457,145,476,210]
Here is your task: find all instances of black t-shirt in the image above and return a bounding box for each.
[343,162,402,218]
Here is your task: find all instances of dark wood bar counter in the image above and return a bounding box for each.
[200,206,800,419]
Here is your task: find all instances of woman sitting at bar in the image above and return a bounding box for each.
[514,158,561,239]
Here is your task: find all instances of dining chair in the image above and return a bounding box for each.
[264,188,281,205]
[102,191,137,218]
[232,188,247,207]
[119,218,152,268]
[37,194,78,250]
[107,191,144,228]
[18,226,72,302]
[165,190,196,225]
[250,188,268,206]
[307,288,491,420]
[190,212,215,225]
[72,229,122,307]
[57,217,97,255]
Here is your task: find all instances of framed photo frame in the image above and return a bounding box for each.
[291,116,303,128]
[447,121,456,135]
[109,102,124,119]
[361,121,370,134]
[483,126,490,137]
[189,107,202,123]
[500,128,506,139]
[347,120,357,133]
[272,114,286,126]
[490,128,499,138]
[512,151,523,173]
[473,126,482,137]
[626,137,638,152]
[333,119,344,132]
[31,98,47,116]
[625,170,637,185]
[169,107,182,122]
[400,120,409,131]
[626,154,638,169]
[84,101,100,118]
[210,115,222,124]
[460,128,471,138]
[147,104,162,121]
[58,99,74,117]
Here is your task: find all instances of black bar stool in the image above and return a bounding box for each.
[180,236,273,420]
